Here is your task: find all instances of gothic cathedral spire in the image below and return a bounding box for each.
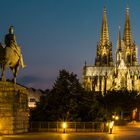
[116,27,124,66]
[123,6,132,46]
[100,7,109,46]
[122,6,138,66]
[95,7,113,66]
[83,6,140,93]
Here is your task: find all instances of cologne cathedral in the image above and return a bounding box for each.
[83,7,140,93]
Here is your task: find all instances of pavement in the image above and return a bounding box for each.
[1,123,140,140]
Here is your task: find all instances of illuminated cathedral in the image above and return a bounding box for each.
[83,7,140,93]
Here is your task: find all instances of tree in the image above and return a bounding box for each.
[30,69,108,122]
[46,69,84,121]
[103,90,139,120]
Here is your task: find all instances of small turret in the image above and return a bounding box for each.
[118,26,122,50]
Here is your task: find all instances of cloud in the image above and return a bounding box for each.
[17,75,55,90]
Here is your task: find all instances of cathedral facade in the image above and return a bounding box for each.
[83,7,140,93]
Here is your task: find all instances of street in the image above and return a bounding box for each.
[1,123,140,140]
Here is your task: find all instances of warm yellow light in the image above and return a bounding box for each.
[112,115,115,119]
[115,116,119,120]
[109,121,114,129]
[62,122,67,129]
[106,122,109,126]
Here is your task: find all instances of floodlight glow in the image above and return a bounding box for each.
[62,122,67,129]
[112,115,115,119]
[115,116,119,120]
[109,121,114,129]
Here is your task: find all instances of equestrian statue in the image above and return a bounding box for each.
[0,26,26,83]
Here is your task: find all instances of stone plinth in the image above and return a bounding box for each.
[0,81,29,134]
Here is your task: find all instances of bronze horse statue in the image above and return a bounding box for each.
[0,43,21,83]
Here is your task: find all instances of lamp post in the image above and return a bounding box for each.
[109,121,114,134]
[62,122,67,133]
[109,114,119,134]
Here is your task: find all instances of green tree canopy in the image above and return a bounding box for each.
[30,69,106,122]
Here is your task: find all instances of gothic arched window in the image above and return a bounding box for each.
[103,54,107,65]
[127,54,131,64]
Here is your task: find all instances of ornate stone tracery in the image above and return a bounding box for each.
[83,7,140,94]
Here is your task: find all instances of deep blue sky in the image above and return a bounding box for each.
[0,0,140,89]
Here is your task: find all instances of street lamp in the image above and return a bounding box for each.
[62,122,67,133]
[112,115,115,119]
[115,116,119,120]
[109,121,114,134]
[112,114,119,121]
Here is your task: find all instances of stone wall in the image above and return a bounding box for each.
[0,81,29,134]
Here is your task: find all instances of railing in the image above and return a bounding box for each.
[30,122,109,132]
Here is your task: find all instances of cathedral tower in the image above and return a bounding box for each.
[123,7,138,66]
[83,7,140,93]
[95,7,113,66]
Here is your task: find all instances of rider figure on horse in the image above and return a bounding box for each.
[4,26,26,68]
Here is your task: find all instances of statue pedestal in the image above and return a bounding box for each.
[0,81,29,134]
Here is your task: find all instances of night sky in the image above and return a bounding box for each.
[0,0,140,89]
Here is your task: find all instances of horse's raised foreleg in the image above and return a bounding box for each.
[1,64,6,82]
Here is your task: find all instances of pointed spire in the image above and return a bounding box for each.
[100,6,109,46]
[118,26,122,50]
[123,6,132,46]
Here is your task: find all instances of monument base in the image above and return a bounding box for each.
[0,81,29,134]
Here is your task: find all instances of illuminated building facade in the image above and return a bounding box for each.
[28,88,44,108]
[83,7,140,93]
